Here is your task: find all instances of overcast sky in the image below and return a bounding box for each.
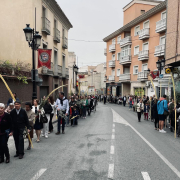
[56,0,132,67]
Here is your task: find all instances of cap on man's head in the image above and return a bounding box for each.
[14,100,21,104]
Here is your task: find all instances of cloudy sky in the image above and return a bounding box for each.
[56,0,131,67]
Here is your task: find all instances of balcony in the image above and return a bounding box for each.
[62,37,68,49]
[109,60,115,68]
[42,17,50,35]
[103,63,107,69]
[156,18,166,33]
[104,48,107,56]
[62,67,69,78]
[119,74,131,81]
[54,28,60,43]
[154,44,165,57]
[138,71,148,81]
[54,65,62,77]
[42,62,53,75]
[138,50,149,61]
[139,28,150,40]
[109,44,116,52]
[109,75,115,81]
[120,36,132,48]
[120,48,131,65]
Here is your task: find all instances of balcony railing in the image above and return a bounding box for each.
[119,74,130,81]
[109,44,116,52]
[104,48,107,56]
[42,17,50,35]
[62,37,68,49]
[139,28,150,40]
[154,44,165,57]
[109,60,115,68]
[54,28,60,43]
[156,18,166,33]
[103,63,107,68]
[120,48,131,65]
[138,71,148,81]
[54,64,62,77]
[66,68,69,79]
[109,75,115,81]
[42,62,53,75]
[104,77,107,82]
[138,50,149,61]
[120,36,132,48]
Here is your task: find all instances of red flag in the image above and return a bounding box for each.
[150,71,159,79]
[78,75,85,78]
[38,49,52,69]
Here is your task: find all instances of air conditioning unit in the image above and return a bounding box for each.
[146,81,150,87]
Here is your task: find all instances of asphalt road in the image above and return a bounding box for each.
[1,103,180,180]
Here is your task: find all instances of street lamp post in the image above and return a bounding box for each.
[23,24,42,100]
[73,64,78,94]
[156,59,165,97]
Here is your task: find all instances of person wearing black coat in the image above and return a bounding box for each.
[10,100,30,159]
[152,99,159,130]
[0,103,13,163]
[42,101,52,138]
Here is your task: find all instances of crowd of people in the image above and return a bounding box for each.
[0,92,98,164]
[98,93,180,135]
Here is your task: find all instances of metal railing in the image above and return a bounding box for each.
[139,28,150,39]
[104,48,107,55]
[109,44,116,52]
[54,28,60,43]
[154,44,165,56]
[42,17,50,35]
[138,50,149,60]
[119,74,130,81]
[120,36,132,47]
[66,68,69,77]
[156,18,166,33]
[109,75,115,81]
[138,71,148,80]
[120,48,131,64]
[109,60,115,67]
[42,62,53,75]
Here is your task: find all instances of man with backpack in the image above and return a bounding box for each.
[157,95,168,133]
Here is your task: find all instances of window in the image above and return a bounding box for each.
[112,38,116,45]
[135,25,140,36]
[161,11,166,20]
[117,69,120,76]
[160,36,165,45]
[141,10,145,14]
[121,45,130,57]
[134,46,139,55]
[143,20,149,29]
[143,42,149,51]
[117,53,121,60]
[133,66,138,74]
[112,54,115,60]
[112,70,115,76]
[117,35,121,44]
[142,64,148,71]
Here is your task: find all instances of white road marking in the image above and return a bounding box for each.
[112,109,180,179]
[31,169,47,180]
[141,172,151,180]
[108,164,114,179]
[112,129,115,133]
[110,146,115,154]
[111,134,115,140]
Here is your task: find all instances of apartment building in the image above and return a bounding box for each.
[0,0,72,102]
[103,0,167,97]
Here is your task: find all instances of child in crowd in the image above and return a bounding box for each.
[144,102,150,120]
[72,106,79,127]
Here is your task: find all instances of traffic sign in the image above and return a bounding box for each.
[159,74,163,78]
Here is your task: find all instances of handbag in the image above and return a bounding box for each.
[40,113,48,123]
[163,101,169,116]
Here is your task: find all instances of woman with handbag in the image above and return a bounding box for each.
[32,99,43,143]
[136,99,144,122]
[42,101,52,139]
[153,99,159,130]
[25,102,36,150]
[0,103,13,163]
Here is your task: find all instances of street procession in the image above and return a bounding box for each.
[2,0,180,180]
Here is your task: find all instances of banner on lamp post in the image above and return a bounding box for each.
[38,49,52,69]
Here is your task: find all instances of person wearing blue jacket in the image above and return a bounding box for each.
[72,107,79,127]
[157,95,168,133]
